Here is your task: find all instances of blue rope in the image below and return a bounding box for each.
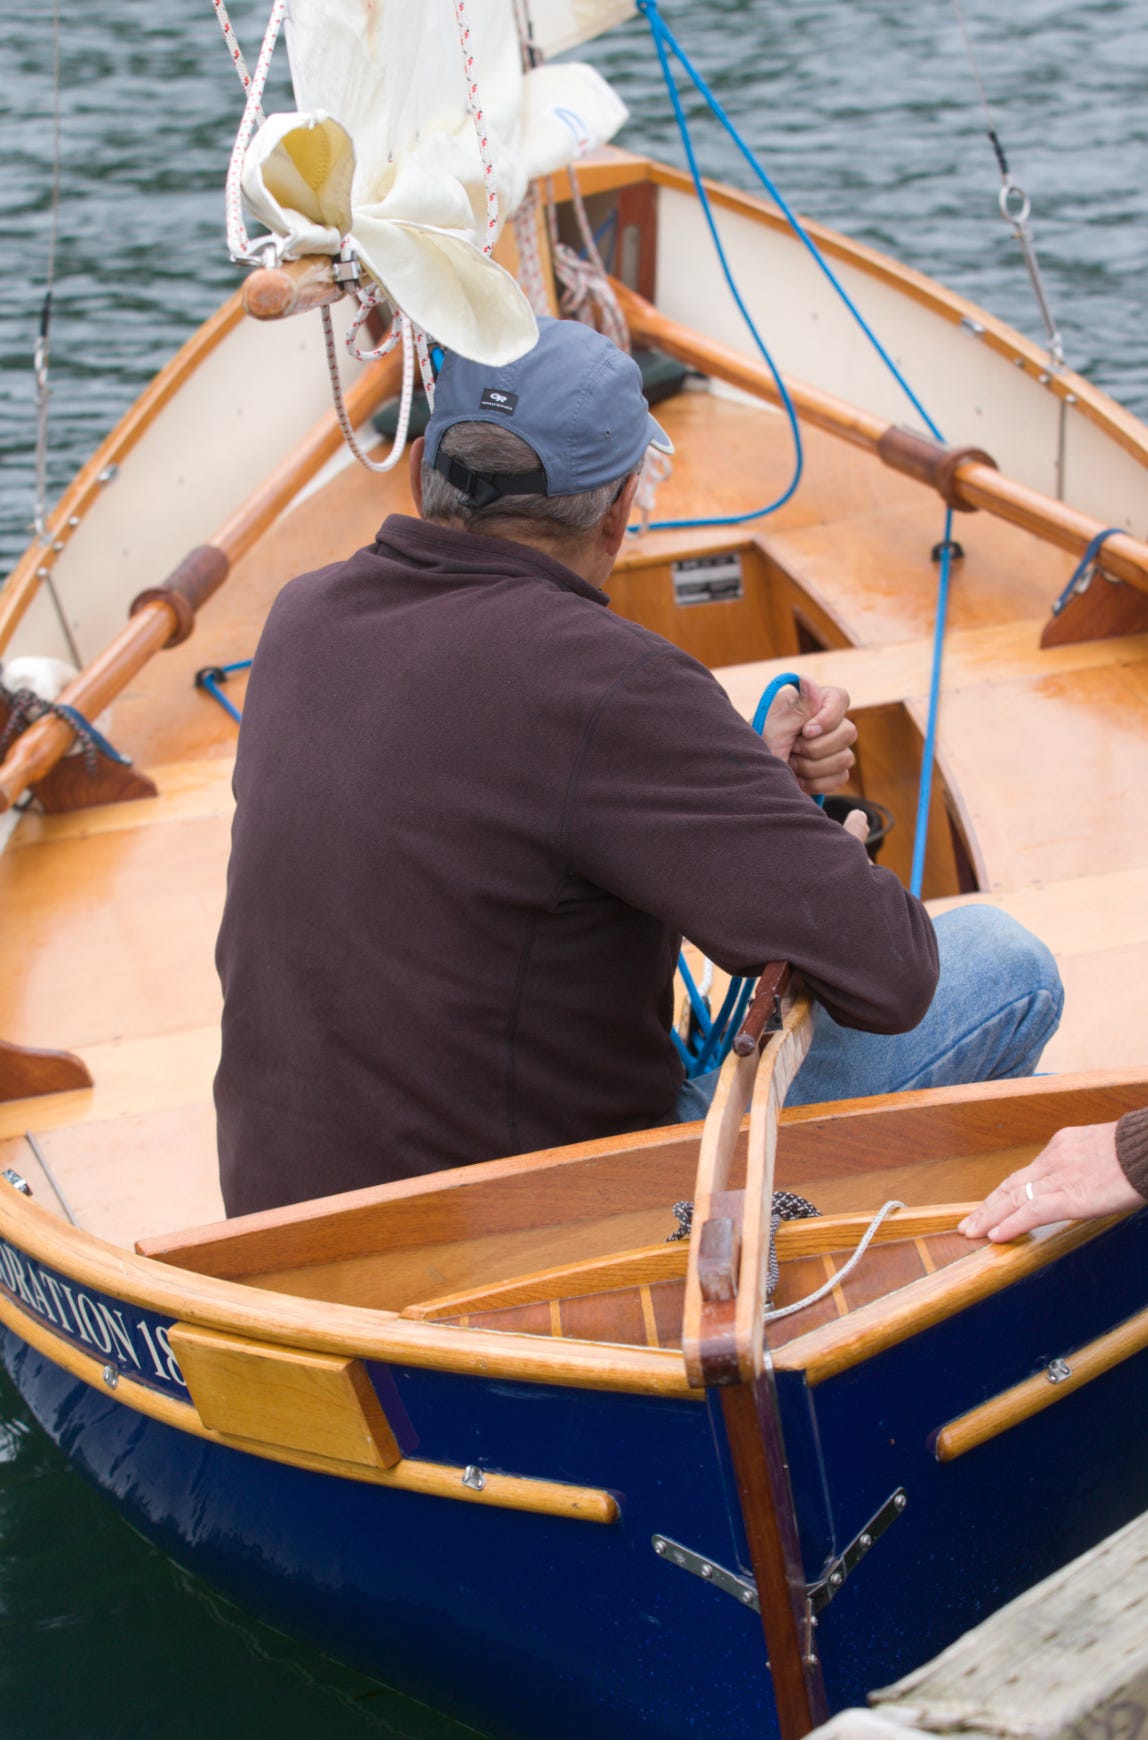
[638,1,963,894]
[1051,526,1123,616]
[909,512,956,898]
[637,0,945,446]
[677,670,825,1077]
[633,1,804,533]
[195,660,252,727]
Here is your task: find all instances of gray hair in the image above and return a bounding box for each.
[421,422,629,538]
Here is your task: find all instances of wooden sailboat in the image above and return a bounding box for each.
[2,8,1148,1733]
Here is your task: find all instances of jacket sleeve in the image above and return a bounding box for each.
[562,643,939,1035]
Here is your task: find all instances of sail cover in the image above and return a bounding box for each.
[241,0,630,363]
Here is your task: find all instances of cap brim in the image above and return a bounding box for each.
[647,412,674,456]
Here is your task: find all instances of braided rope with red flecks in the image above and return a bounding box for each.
[320,305,417,473]
[413,326,437,409]
[512,188,551,315]
[215,0,286,262]
[453,0,499,255]
[345,294,404,364]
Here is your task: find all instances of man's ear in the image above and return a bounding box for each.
[601,472,640,555]
[409,437,426,516]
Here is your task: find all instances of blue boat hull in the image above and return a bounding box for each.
[4,1208,1148,1739]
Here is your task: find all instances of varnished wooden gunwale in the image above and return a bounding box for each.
[772,1216,1119,1385]
[0,1183,696,1397]
[0,1285,619,1521]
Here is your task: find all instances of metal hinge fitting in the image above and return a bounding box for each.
[652,1486,906,1618]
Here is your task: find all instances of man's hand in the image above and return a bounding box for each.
[957,1122,1145,1242]
[762,678,858,797]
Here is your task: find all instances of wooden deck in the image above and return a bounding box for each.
[1,363,1146,1249]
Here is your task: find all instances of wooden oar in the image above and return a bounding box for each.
[682,964,825,1740]
[614,280,1148,600]
[0,345,403,813]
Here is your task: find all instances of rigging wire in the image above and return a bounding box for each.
[950,0,1064,365]
[29,0,83,670]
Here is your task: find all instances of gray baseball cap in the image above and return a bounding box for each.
[424,316,673,506]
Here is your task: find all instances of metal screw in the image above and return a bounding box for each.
[1047,1358,1072,1384]
[653,1538,666,1556]
[1014,356,1027,368]
[36,566,52,579]
[97,465,119,486]
[67,515,81,527]
[102,1365,118,1390]
[1038,372,1051,385]
[741,1589,755,1605]
[700,1563,713,1580]
[1064,393,1077,405]
[859,1533,872,1550]
[894,1492,907,1511]
[829,1570,842,1589]
[461,1464,486,1490]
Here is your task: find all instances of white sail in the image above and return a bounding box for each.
[526,0,636,59]
[240,0,629,363]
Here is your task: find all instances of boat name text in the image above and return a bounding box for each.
[0,1236,186,1390]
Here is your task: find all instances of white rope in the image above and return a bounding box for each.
[632,446,672,534]
[320,306,417,473]
[766,1200,907,1321]
[413,326,437,410]
[548,169,630,351]
[216,0,286,263]
[513,188,553,316]
[454,0,499,256]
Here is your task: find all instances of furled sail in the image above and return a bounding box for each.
[240,0,629,364]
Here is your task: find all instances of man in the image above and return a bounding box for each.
[215,317,1062,1217]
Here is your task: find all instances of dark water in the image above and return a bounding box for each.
[1,0,1146,1731]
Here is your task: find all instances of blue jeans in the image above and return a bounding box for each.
[674,906,1064,1120]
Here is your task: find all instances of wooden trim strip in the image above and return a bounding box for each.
[773,1217,1118,1385]
[934,1302,1148,1463]
[0,1287,619,1522]
[397,1206,978,1325]
[615,281,1148,599]
[401,1239,689,1321]
[773,1204,979,1261]
[0,1188,696,1397]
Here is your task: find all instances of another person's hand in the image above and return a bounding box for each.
[957,1122,1146,1243]
[762,678,858,796]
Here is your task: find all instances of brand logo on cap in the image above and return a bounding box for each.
[480,388,518,415]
